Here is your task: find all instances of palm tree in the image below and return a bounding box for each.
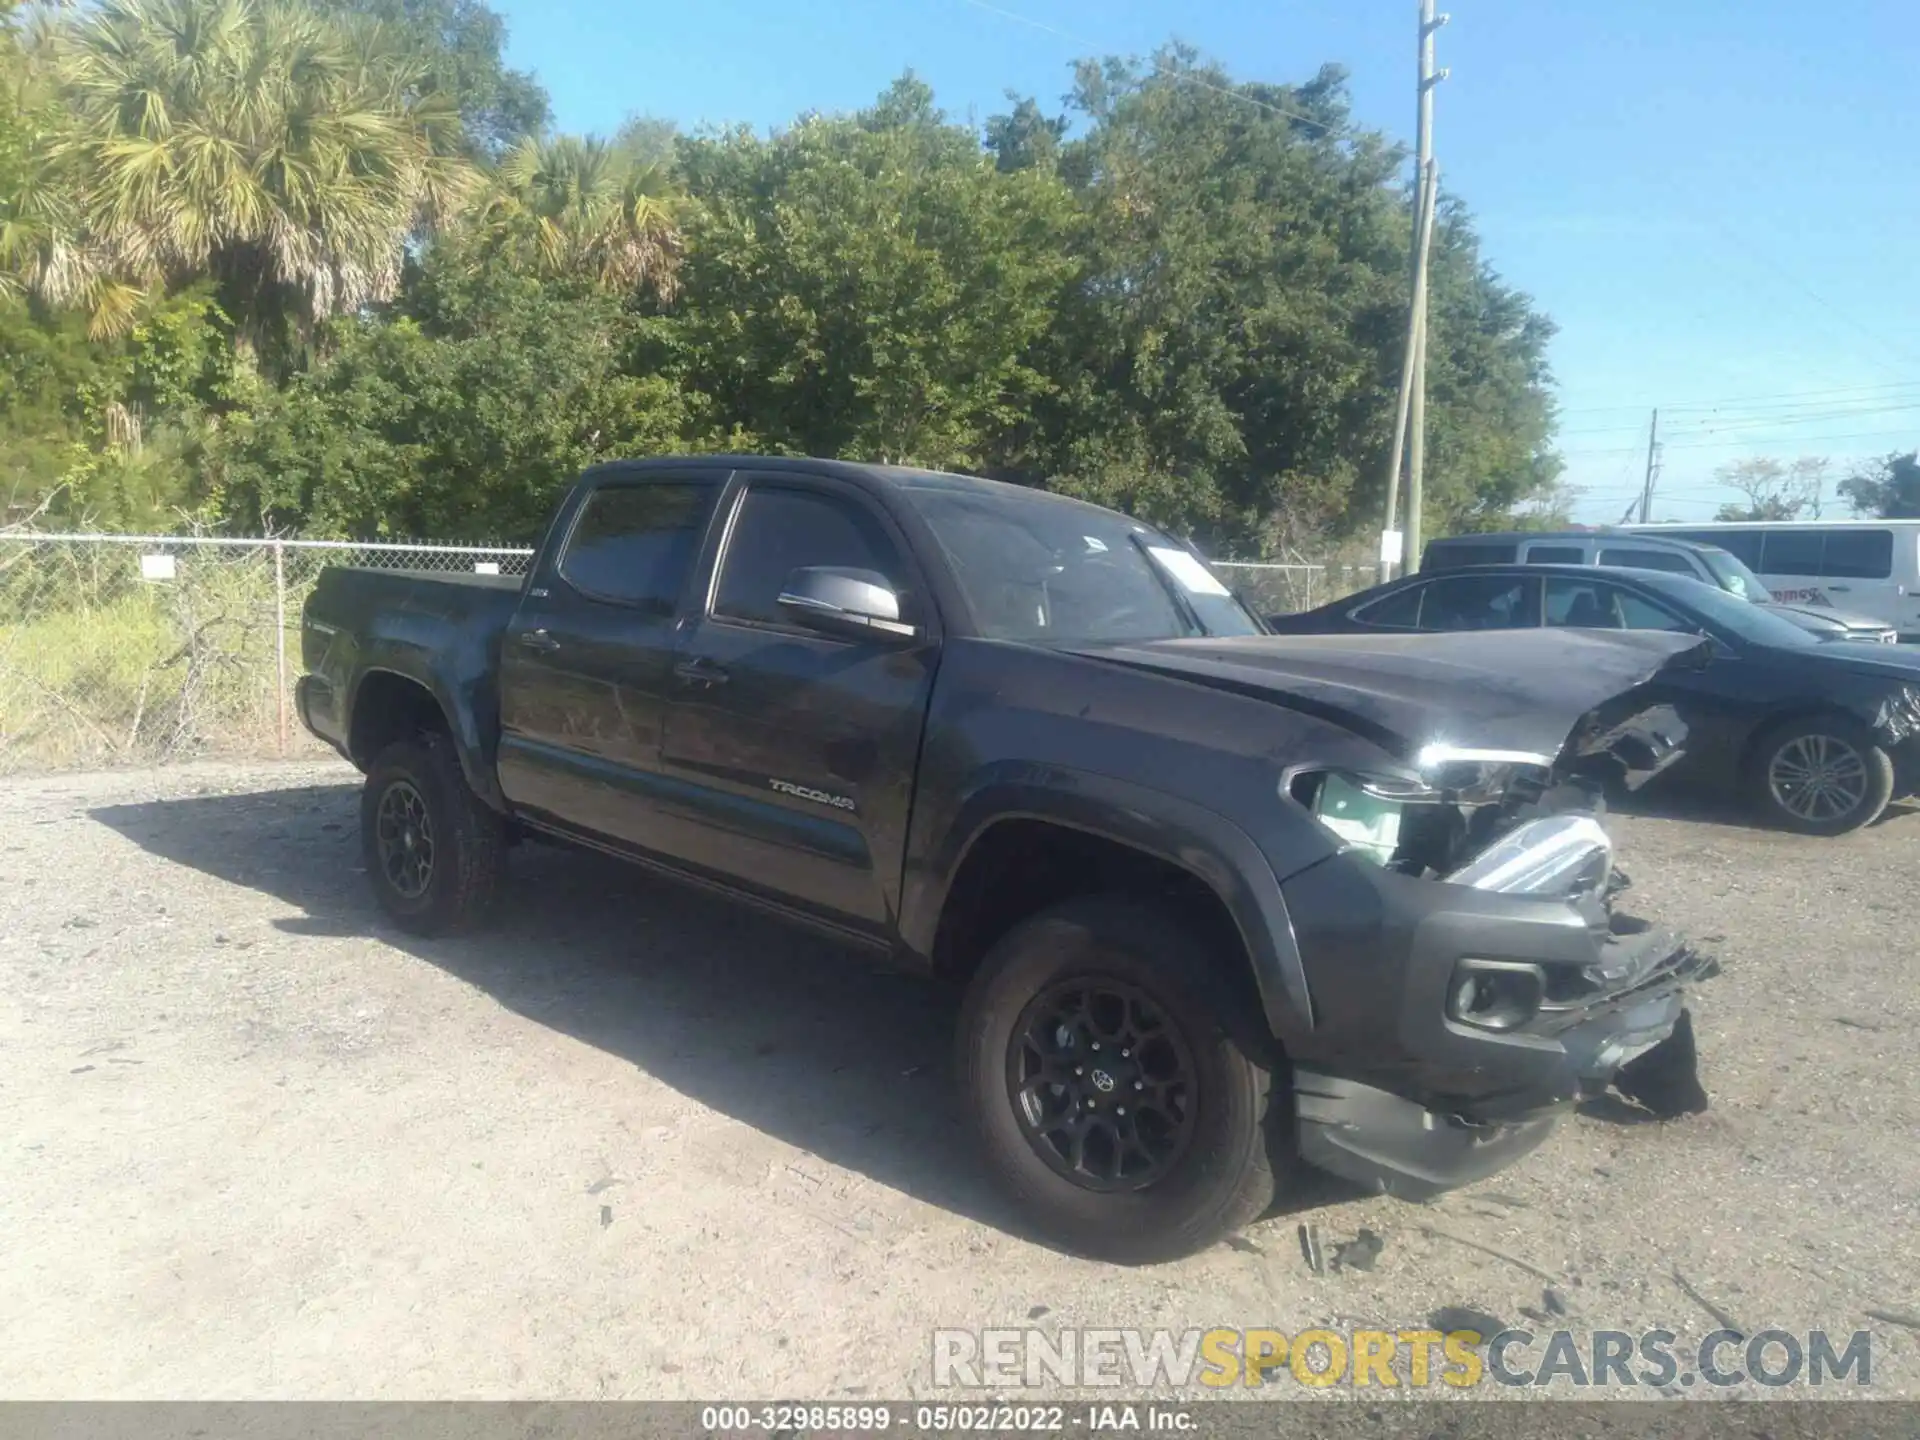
[477,132,682,300]
[16,0,473,349]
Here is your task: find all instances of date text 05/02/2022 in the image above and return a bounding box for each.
[698,1405,1192,1432]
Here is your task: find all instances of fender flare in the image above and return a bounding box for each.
[906,764,1316,1044]
[346,661,506,811]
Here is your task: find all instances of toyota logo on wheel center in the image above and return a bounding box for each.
[1090,1069,1116,1093]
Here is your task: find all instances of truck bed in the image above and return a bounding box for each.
[299,566,527,764]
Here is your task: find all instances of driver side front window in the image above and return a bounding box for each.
[1545,578,1689,631]
[713,485,908,630]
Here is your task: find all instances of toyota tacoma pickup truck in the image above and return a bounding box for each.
[299,456,1714,1263]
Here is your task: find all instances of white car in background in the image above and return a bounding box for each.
[1627,520,1920,642]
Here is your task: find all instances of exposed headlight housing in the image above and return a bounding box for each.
[1444,813,1613,902]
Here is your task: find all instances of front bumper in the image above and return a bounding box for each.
[1279,852,1713,1198]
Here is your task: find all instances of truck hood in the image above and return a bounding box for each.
[1067,629,1709,770]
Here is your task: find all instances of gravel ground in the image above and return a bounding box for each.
[2,760,1916,1400]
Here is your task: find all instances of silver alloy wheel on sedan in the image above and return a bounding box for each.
[1766,732,1870,824]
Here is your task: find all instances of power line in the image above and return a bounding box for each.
[1557,399,1920,438]
[1699,216,1920,371]
[1556,379,1920,418]
[1562,425,1919,459]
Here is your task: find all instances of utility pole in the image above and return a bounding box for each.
[1384,0,1448,577]
[1638,408,1661,523]
[1382,160,1437,579]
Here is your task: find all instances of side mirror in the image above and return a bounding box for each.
[776,566,919,641]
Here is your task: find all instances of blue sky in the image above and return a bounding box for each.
[489,0,1920,523]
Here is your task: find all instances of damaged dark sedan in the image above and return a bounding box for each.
[1269,563,1920,834]
[297,458,1713,1262]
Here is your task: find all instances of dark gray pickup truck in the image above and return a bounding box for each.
[299,456,1714,1262]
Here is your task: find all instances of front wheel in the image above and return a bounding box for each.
[360,733,509,934]
[956,896,1278,1264]
[1749,715,1894,836]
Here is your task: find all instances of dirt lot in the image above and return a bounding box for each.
[2,759,1916,1400]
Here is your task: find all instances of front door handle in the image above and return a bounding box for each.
[674,656,730,687]
[1827,585,1851,592]
[517,628,561,653]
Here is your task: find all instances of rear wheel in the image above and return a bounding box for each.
[957,896,1277,1264]
[361,733,508,934]
[1749,715,1894,836]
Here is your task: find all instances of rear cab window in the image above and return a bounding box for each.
[1596,546,1699,576]
[1522,544,1586,564]
[558,480,718,611]
[1670,528,1763,567]
[1424,540,1519,570]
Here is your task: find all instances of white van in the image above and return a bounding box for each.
[1625,521,1920,641]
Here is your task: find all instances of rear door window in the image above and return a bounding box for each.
[1523,545,1586,564]
[559,481,717,612]
[1759,530,1824,575]
[1819,529,1893,579]
[1416,574,1539,630]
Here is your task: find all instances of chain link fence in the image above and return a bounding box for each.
[0,533,1386,775]
[1211,560,1385,617]
[0,534,533,774]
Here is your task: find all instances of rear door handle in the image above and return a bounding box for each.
[1827,585,1851,592]
[674,656,730,687]
[517,628,561,653]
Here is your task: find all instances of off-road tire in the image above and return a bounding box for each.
[957,895,1277,1264]
[1747,714,1894,837]
[361,733,508,935]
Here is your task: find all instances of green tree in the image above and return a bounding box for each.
[1838,451,1920,519]
[474,132,683,299]
[221,252,692,538]
[1711,456,1828,521]
[670,77,1077,469]
[18,0,473,356]
[984,95,1067,174]
[336,0,549,158]
[1003,49,1557,554]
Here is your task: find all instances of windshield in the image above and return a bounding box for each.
[1697,547,1770,603]
[905,485,1263,642]
[1662,574,1815,648]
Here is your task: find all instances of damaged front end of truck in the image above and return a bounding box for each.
[1267,630,1717,1197]
[1088,628,1720,1199]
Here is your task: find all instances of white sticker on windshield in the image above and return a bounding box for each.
[1083,535,1109,553]
[1147,546,1232,597]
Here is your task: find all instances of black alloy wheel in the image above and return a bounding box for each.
[359,732,509,934]
[1007,978,1197,1191]
[374,778,435,900]
[957,895,1277,1264]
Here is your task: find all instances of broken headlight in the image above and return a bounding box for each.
[1444,813,1612,902]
